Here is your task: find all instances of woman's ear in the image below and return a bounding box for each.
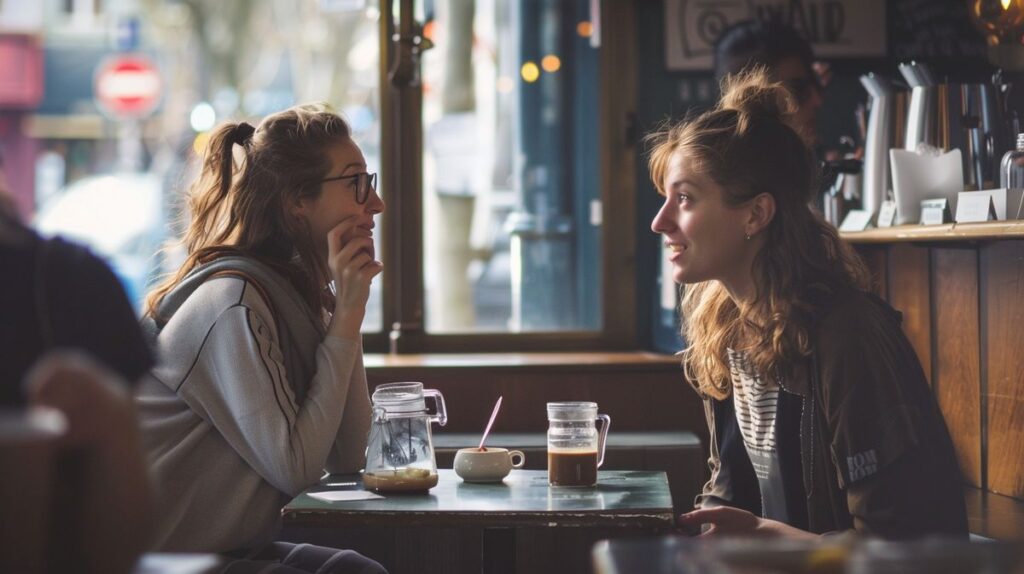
[290,195,311,219]
[746,192,776,237]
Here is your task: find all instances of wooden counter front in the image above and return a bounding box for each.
[841,224,1024,503]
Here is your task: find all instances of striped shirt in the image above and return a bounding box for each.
[727,347,799,522]
[727,348,779,479]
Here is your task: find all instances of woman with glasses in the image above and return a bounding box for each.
[650,69,967,539]
[136,104,386,573]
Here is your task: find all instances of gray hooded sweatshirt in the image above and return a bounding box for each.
[135,256,371,552]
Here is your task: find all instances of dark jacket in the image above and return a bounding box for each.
[1,219,153,405]
[696,289,968,538]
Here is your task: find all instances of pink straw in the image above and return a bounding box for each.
[478,396,503,450]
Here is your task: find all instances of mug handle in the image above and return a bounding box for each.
[509,450,526,469]
[596,414,611,468]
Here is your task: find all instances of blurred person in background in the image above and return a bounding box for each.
[713,18,826,147]
[136,104,386,573]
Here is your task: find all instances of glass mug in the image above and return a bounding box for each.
[546,402,610,487]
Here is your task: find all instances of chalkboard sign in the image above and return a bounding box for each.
[888,0,988,65]
[665,0,990,74]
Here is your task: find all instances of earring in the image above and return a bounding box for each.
[745,233,751,241]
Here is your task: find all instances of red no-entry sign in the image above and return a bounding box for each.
[94,54,161,119]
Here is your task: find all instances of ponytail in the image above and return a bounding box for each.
[146,105,352,319]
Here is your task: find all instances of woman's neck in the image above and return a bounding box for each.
[719,270,757,308]
[718,237,763,307]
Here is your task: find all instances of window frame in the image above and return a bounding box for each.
[368,0,638,354]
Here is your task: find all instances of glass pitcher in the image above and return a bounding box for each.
[364,382,447,492]
[546,402,610,487]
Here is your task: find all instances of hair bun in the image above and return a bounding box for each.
[718,66,797,124]
[232,122,256,146]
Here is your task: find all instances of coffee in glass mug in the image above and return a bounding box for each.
[546,402,610,487]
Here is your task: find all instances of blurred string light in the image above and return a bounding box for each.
[192,131,211,156]
[520,61,540,83]
[541,55,561,73]
[189,102,216,132]
[969,0,1024,44]
[576,21,593,38]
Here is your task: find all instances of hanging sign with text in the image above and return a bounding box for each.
[665,0,887,71]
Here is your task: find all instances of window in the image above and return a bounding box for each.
[27,0,640,353]
[370,0,637,353]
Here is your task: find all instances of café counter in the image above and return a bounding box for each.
[840,220,1024,244]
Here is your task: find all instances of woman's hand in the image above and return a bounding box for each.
[23,352,155,572]
[24,351,136,449]
[678,506,818,539]
[326,216,382,341]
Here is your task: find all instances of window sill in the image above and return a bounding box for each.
[364,351,681,374]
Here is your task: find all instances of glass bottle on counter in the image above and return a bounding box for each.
[1000,133,1024,188]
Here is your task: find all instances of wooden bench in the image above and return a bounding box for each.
[433,431,704,515]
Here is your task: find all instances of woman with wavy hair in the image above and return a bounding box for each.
[136,104,386,572]
[649,68,966,539]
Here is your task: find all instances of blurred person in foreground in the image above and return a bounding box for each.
[0,153,155,573]
[648,68,967,539]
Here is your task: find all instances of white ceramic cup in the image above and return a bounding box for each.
[453,447,525,483]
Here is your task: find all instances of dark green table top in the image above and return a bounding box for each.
[283,469,674,529]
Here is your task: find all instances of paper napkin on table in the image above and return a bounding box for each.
[308,490,384,502]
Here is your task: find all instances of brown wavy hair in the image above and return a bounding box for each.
[145,103,351,318]
[647,68,868,400]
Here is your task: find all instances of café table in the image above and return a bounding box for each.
[281,469,675,574]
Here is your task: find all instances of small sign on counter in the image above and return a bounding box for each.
[955,188,1024,222]
[955,193,997,223]
[920,199,950,225]
[877,200,897,228]
[839,209,874,232]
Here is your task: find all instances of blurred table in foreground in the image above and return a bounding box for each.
[592,535,1024,574]
[283,469,674,574]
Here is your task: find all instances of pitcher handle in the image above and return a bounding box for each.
[424,389,447,427]
[596,414,611,468]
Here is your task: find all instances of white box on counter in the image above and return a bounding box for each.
[890,148,964,225]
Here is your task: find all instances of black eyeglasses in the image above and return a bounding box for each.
[320,172,377,204]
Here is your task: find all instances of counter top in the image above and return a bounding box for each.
[841,220,1024,244]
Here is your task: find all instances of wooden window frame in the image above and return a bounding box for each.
[365,0,637,354]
